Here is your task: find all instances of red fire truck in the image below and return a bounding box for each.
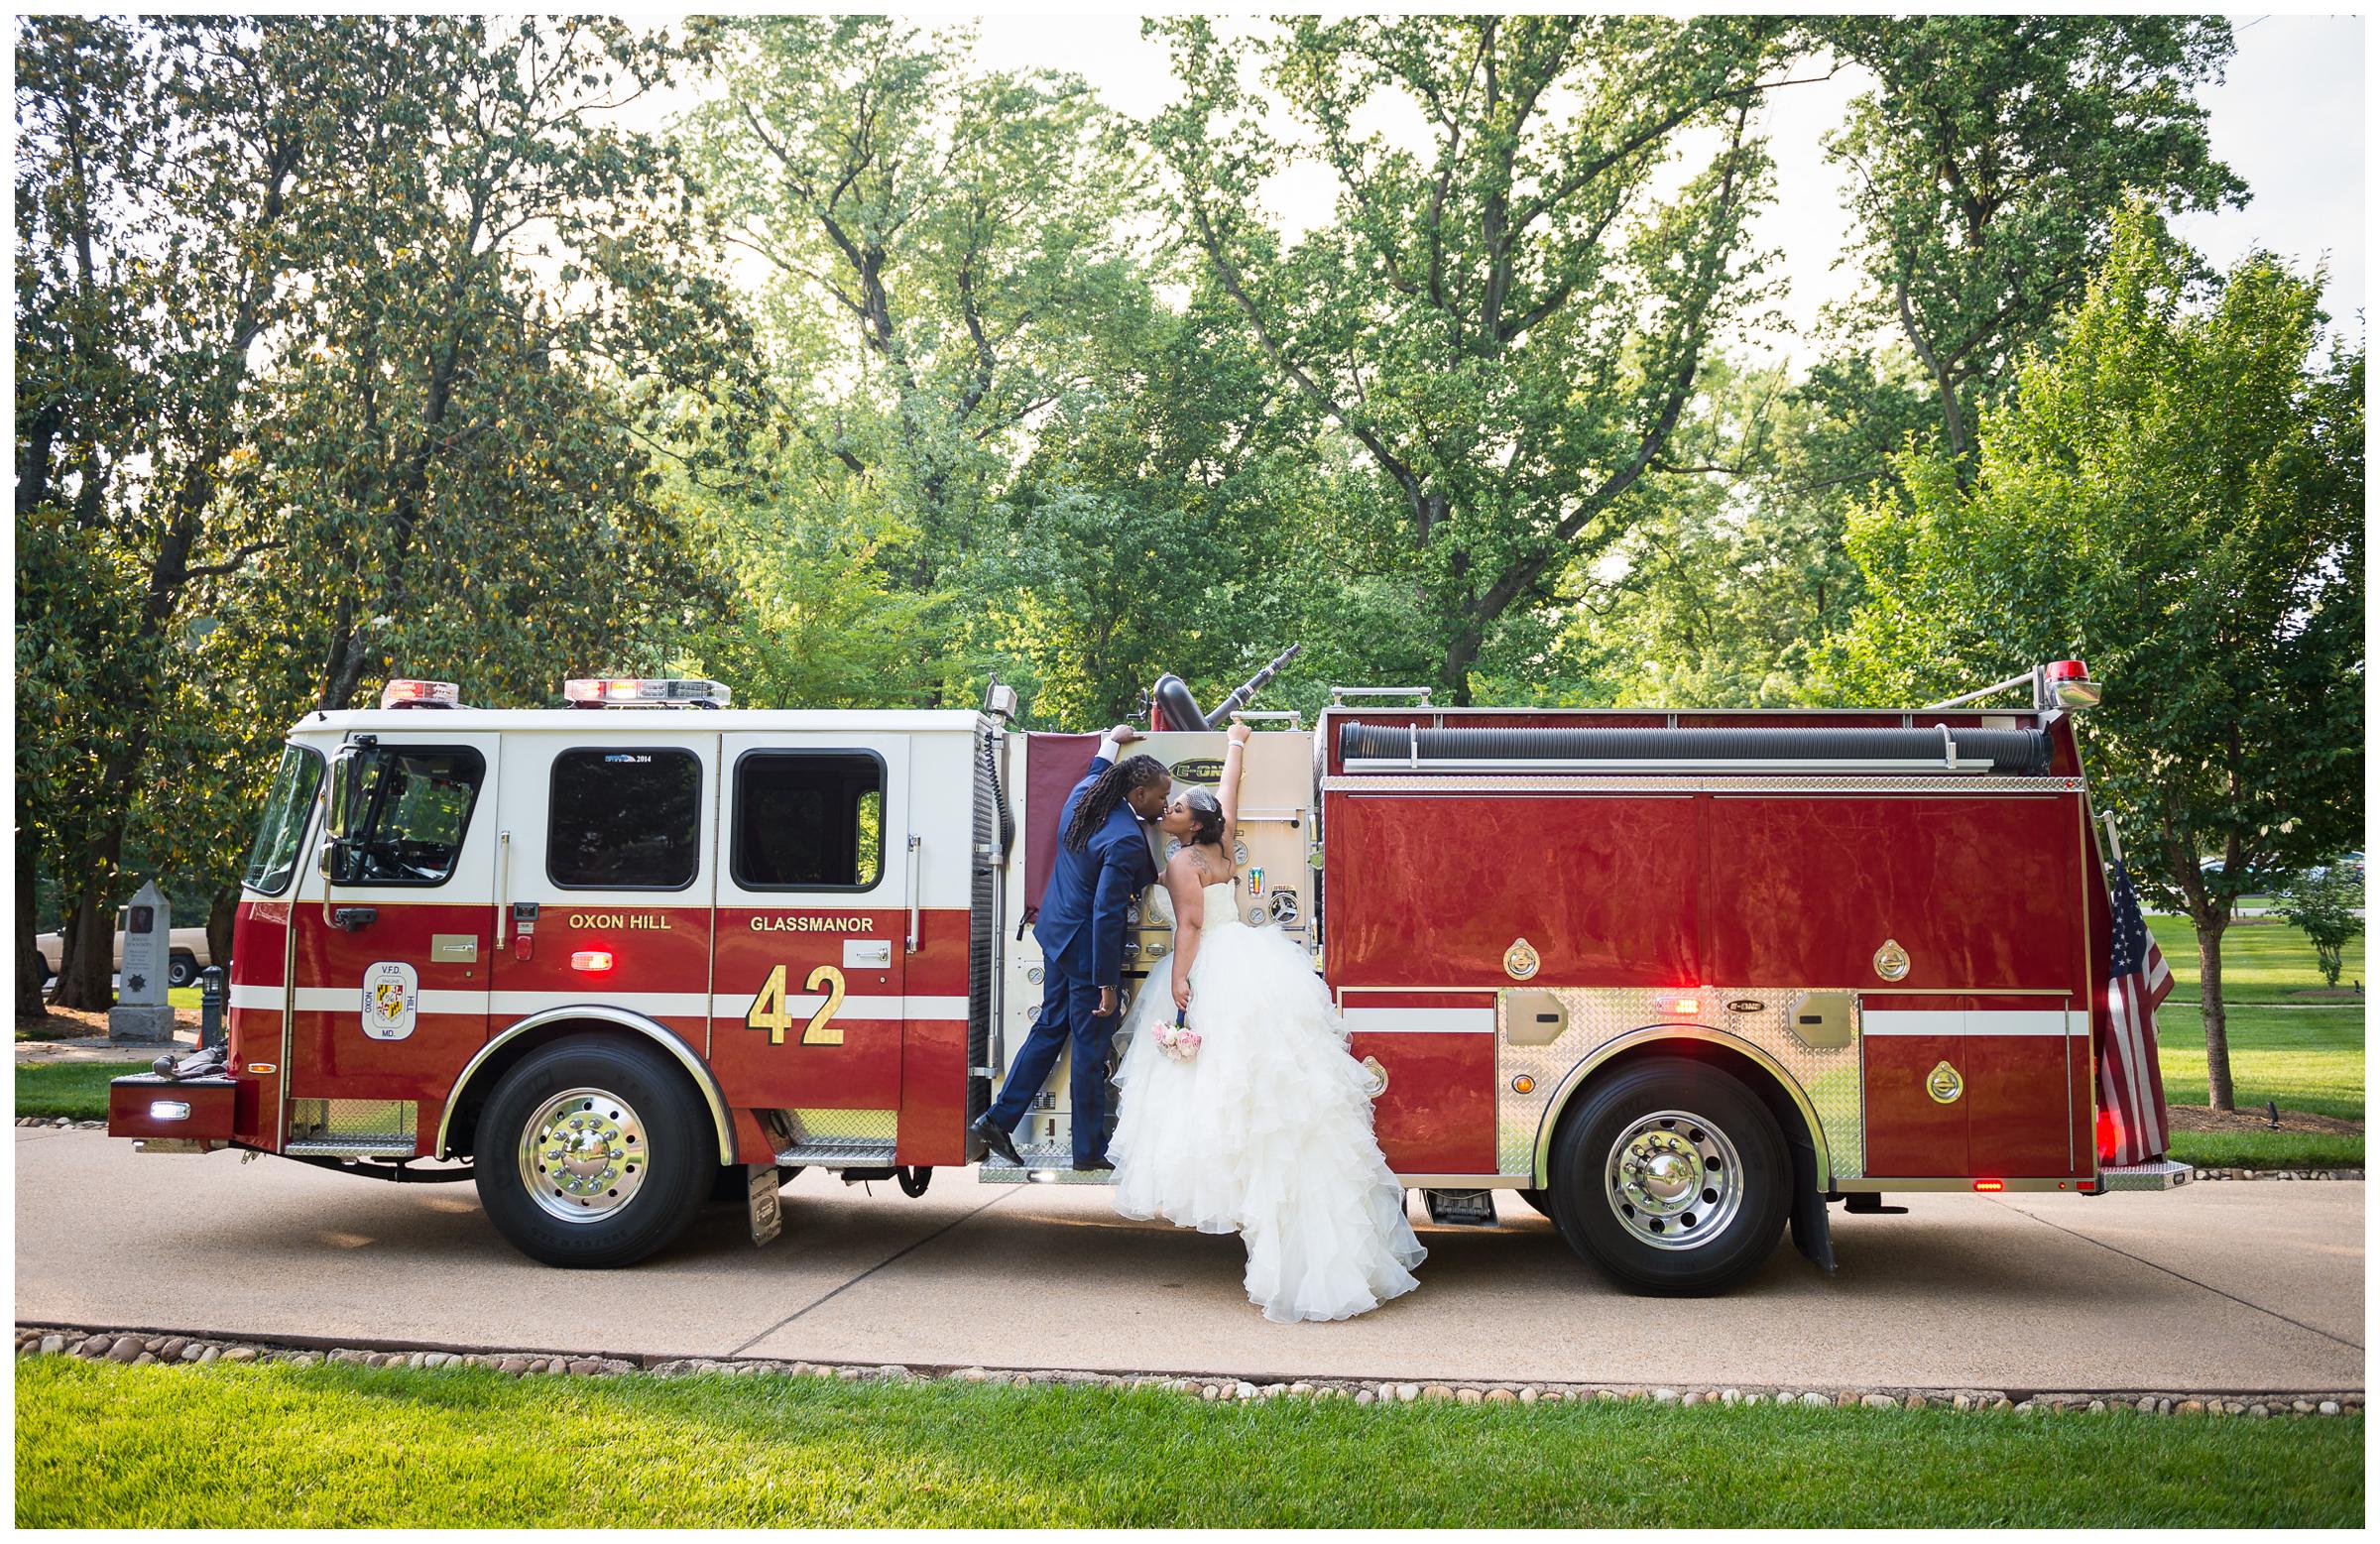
[111,661,2188,1294]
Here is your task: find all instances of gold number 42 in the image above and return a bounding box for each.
[746,963,847,1046]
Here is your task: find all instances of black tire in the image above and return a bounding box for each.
[1515,1187,1554,1219]
[1547,1055,1789,1295]
[473,1036,715,1268]
[168,952,198,989]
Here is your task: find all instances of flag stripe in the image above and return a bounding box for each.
[2098,856,2173,1166]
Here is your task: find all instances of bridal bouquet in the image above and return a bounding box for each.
[1153,1010,1201,1063]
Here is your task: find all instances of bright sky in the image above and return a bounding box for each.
[956,11,2368,367]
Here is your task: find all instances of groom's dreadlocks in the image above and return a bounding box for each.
[1064,754,1169,852]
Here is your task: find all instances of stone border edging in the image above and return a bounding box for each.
[15,1324,2359,1420]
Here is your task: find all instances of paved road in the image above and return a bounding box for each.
[16,1128,2363,1392]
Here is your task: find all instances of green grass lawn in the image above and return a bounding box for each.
[15,1359,2363,1527]
[14,1060,150,1120]
[2148,916,2366,1004]
[2142,917,2364,1168]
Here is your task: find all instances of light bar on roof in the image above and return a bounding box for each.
[381,678,461,709]
[561,676,732,708]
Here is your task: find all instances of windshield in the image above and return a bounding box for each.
[242,745,324,895]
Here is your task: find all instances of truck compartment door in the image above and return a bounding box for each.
[710,732,915,1163]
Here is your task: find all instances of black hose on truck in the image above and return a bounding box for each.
[1336,722,2053,774]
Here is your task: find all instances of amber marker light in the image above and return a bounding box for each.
[1511,1075,1535,1095]
[570,950,615,973]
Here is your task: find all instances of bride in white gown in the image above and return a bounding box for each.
[1108,720,1425,1323]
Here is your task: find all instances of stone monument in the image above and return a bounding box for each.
[107,881,178,1044]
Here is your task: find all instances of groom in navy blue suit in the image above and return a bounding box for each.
[974,725,1171,1170]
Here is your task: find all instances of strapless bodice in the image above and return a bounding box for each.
[1201,880,1241,927]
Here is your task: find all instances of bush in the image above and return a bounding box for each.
[2276,868,2362,988]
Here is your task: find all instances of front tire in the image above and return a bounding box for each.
[1547,1056,1788,1295]
[168,952,198,989]
[474,1037,714,1268]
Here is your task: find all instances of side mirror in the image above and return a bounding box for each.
[320,743,379,885]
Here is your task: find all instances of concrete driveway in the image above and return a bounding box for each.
[14,1128,2363,1393]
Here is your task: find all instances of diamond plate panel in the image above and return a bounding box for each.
[287,1098,416,1141]
[1495,989,1863,1183]
[787,1108,897,1143]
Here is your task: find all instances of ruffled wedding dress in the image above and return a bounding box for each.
[1109,879,1426,1323]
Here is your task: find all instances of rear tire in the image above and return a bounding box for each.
[1515,1187,1553,1219]
[474,1037,714,1268]
[168,952,198,989]
[1547,1056,1788,1295]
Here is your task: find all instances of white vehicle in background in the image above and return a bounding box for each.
[33,923,217,991]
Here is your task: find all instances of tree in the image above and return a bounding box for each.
[1147,15,1798,703]
[685,17,1148,598]
[15,17,349,1010]
[1828,208,2364,1110]
[15,18,751,1011]
[1816,15,2242,473]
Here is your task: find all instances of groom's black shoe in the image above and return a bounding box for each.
[971,1115,1021,1165]
[1072,1156,1116,1173]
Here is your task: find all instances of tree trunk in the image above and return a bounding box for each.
[53,878,119,1011]
[16,841,50,1020]
[205,889,238,983]
[2192,910,2234,1112]
[1438,625,1483,707]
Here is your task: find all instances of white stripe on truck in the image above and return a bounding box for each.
[1862,1009,2079,1037]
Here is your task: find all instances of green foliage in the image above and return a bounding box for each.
[2276,871,2364,988]
[1814,16,2242,467]
[1148,16,1792,702]
[17,1360,2366,1527]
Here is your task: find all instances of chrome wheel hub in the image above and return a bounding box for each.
[1606,1109,1743,1251]
[519,1087,648,1224]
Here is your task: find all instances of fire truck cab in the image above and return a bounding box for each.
[113,663,2188,1295]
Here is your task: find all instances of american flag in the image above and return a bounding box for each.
[2098,856,2174,1166]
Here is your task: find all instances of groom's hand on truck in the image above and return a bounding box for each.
[1109,723,1141,746]
[1097,985,1119,1017]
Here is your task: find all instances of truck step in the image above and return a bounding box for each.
[774,1139,897,1168]
[2096,1158,2195,1191]
[978,1143,1118,1185]
[285,1135,416,1158]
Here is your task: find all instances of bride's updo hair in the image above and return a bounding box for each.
[1180,786,1226,849]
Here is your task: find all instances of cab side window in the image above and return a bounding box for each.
[348,748,485,887]
[734,752,884,891]
[549,749,703,890]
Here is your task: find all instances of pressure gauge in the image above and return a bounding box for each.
[1233,840,1250,865]
[1025,965,1044,985]
[1247,906,1266,926]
